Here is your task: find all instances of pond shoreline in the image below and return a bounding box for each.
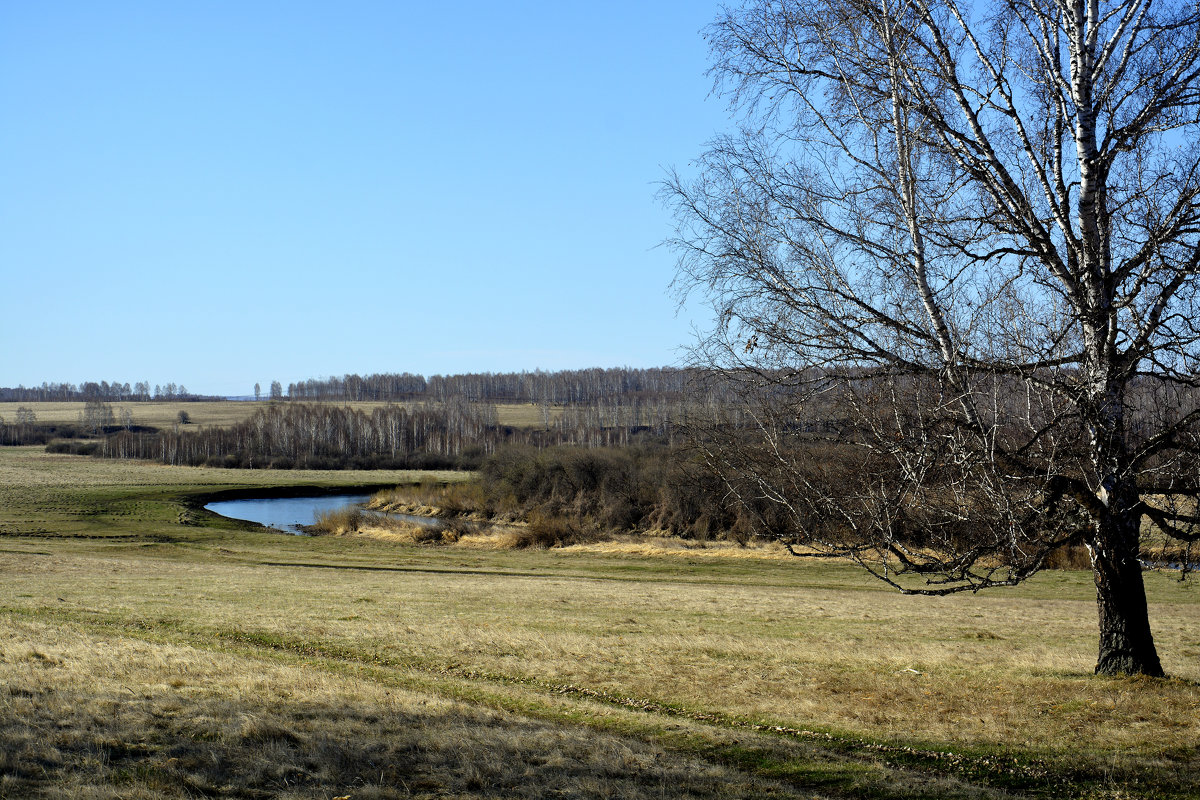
[188,483,400,508]
[199,488,459,536]
[199,488,400,534]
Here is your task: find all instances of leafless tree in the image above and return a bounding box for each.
[666,0,1200,676]
[80,399,114,435]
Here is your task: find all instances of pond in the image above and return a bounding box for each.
[204,493,446,534]
[204,494,373,534]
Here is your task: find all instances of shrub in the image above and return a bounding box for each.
[435,517,478,543]
[409,525,447,544]
[1044,544,1093,570]
[505,513,605,549]
[44,441,99,456]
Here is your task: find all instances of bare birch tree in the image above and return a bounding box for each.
[666,0,1200,676]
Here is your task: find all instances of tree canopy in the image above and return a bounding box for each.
[667,0,1200,676]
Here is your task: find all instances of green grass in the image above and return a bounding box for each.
[1,447,1198,798]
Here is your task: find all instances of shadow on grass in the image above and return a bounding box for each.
[0,677,808,799]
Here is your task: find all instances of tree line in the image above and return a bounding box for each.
[90,394,710,469]
[3,368,730,406]
[284,367,724,404]
[0,380,212,402]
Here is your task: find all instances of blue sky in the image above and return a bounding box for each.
[0,2,729,396]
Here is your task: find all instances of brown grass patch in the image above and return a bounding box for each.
[0,618,813,799]
[560,534,802,560]
[2,447,1198,797]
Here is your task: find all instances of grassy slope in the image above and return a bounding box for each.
[0,447,1197,798]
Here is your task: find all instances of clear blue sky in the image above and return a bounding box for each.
[0,1,729,396]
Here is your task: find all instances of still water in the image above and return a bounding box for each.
[204,494,372,534]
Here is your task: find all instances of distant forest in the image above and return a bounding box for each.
[0,367,742,470]
[0,380,209,402]
[283,367,708,404]
[1,368,713,405]
[95,397,699,469]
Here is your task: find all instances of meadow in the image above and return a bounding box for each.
[1,446,1198,798]
[0,399,558,431]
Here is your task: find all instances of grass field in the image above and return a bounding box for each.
[0,400,558,430]
[0,400,262,429]
[1,447,1198,798]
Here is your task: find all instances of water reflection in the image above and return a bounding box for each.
[205,494,372,534]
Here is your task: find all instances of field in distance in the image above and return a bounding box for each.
[0,446,1198,798]
[0,400,560,430]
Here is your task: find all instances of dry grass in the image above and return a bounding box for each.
[0,445,465,492]
[2,542,1197,760]
[310,506,366,536]
[317,514,462,545]
[0,618,811,799]
[368,480,490,518]
[353,513,846,554]
[2,447,1199,797]
[0,399,555,431]
[493,402,563,428]
[353,511,805,557]
[0,400,263,429]
[560,534,808,560]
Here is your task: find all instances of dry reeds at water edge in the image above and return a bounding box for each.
[309,506,365,536]
[310,501,607,549]
[309,506,478,545]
